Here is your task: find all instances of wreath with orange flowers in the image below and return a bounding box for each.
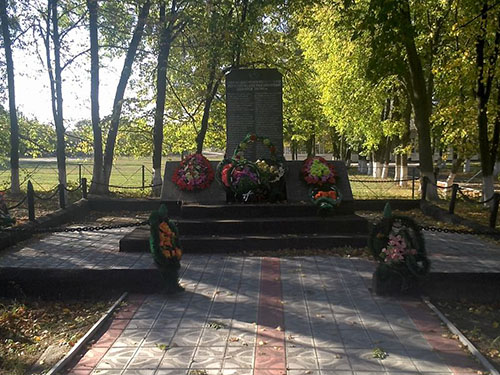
[149,204,184,293]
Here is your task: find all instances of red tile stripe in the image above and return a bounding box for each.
[254,257,287,375]
[66,293,146,375]
[401,300,484,375]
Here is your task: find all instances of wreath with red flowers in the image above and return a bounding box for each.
[172,153,215,191]
[301,156,336,187]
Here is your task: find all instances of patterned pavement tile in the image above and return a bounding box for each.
[286,346,318,369]
[113,329,148,347]
[406,349,453,373]
[141,329,176,347]
[95,347,137,369]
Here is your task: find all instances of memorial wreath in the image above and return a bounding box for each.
[217,133,286,202]
[172,153,214,191]
[369,204,430,294]
[149,204,184,294]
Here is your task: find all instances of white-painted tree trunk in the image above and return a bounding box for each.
[373,162,382,178]
[152,168,163,197]
[394,155,401,182]
[482,175,495,208]
[367,160,373,176]
[445,172,456,187]
[399,165,408,187]
[463,159,471,173]
[381,163,389,178]
[421,170,439,200]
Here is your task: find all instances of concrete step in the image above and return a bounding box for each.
[179,202,354,219]
[120,227,368,253]
[179,233,369,253]
[176,215,368,235]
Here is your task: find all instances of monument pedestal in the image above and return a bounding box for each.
[160,161,226,203]
[161,159,353,205]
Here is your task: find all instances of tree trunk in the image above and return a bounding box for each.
[401,1,437,200]
[102,0,151,190]
[446,154,463,187]
[52,0,66,189]
[0,0,20,194]
[195,66,221,154]
[475,1,500,205]
[358,154,368,174]
[399,96,412,186]
[463,159,471,173]
[44,0,67,191]
[87,0,103,195]
[394,154,401,181]
[152,0,175,196]
[400,154,408,187]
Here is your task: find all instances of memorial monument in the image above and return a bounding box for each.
[226,69,283,160]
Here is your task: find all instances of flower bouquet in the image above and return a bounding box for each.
[301,156,336,187]
[310,186,342,215]
[172,153,214,191]
[369,204,430,295]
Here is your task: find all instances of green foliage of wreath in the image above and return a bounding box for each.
[369,215,430,278]
[149,204,184,294]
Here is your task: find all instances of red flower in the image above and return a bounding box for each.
[250,134,257,141]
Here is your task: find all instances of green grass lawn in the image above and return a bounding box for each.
[0,157,156,192]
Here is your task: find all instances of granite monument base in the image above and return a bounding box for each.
[160,161,226,203]
[161,160,353,204]
[284,160,353,202]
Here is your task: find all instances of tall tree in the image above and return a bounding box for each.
[87,0,103,195]
[152,0,184,195]
[42,0,67,188]
[474,0,500,203]
[100,0,152,192]
[0,0,20,193]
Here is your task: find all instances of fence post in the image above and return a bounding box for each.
[142,165,145,190]
[489,193,500,229]
[82,177,88,199]
[411,168,415,199]
[449,184,459,214]
[27,180,35,221]
[78,164,82,184]
[421,176,428,201]
[58,184,66,209]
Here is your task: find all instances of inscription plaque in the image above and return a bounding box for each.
[226,69,283,160]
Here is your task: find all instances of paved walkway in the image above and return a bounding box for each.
[1,227,499,273]
[64,256,484,375]
[0,222,499,374]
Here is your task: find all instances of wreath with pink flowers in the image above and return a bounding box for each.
[172,153,215,191]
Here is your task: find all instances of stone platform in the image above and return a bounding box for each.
[119,202,368,253]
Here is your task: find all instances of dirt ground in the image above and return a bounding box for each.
[0,297,113,375]
[433,300,500,371]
